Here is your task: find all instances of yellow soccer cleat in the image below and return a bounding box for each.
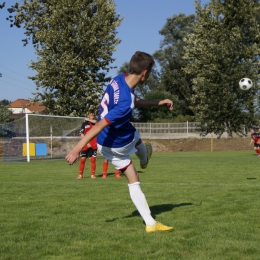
[145,222,173,233]
[140,143,152,169]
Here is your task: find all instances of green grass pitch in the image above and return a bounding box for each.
[0,150,259,260]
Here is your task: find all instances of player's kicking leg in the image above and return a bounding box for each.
[135,139,153,169]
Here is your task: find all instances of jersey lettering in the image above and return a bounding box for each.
[110,79,120,104]
[100,92,109,119]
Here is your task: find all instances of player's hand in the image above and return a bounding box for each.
[65,151,79,165]
[158,99,173,110]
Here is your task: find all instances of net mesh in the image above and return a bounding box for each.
[0,115,84,162]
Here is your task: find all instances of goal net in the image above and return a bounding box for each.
[0,114,85,162]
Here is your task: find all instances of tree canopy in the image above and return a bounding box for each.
[0,99,12,124]
[5,0,122,116]
[183,0,260,136]
[3,0,260,129]
[153,13,196,117]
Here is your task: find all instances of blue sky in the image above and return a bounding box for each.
[0,0,208,102]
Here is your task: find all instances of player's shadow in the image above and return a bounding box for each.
[124,203,193,219]
[105,202,193,222]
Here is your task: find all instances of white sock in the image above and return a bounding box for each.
[128,182,156,226]
[135,142,147,165]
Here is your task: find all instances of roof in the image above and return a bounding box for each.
[9,99,46,113]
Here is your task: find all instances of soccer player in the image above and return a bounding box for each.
[249,128,260,156]
[102,158,121,178]
[77,110,98,179]
[66,51,173,232]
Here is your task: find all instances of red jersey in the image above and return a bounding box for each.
[79,121,97,150]
[251,133,259,143]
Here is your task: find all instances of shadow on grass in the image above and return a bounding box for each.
[105,202,193,222]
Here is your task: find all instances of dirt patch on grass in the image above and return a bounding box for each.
[144,138,252,153]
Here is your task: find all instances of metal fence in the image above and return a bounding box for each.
[132,122,200,139]
[132,122,248,139]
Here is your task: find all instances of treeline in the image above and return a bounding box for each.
[1,0,260,137]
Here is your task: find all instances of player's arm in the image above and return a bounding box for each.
[65,118,108,165]
[85,118,97,124]
[135,98,173,110]
[80,133,92,148]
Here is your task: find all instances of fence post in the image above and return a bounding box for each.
[187,121,189,138]
[50,125,53,158]
[211,133,214,151]
[26,114,30,162]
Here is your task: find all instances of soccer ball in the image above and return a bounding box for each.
[239,78,253,90]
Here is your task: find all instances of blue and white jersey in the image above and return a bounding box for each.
[97,73,136,148]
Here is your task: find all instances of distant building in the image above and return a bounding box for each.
[8,99,46,115]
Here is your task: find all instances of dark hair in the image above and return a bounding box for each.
[88,109,95,114]
[129,51,155,74]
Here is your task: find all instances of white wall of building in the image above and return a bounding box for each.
[8,108,32,114]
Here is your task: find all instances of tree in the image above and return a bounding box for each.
[5,0,122,116]
[0,99,11,107]
[183,0,260,137]
[153,13,196,116]
[0,99,12,124]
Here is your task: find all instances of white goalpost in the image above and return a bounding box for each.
[0,114,85,162]
[25,114,85,162]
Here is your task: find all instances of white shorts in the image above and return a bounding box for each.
[97,131,141,170]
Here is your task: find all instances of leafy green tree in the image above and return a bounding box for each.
[183,0,260,137]
[0,100,12,124]
[0,99,11,107]
[5,0,122,116]
[153,13,196,116]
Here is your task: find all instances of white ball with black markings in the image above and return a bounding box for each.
[239,78,253,90]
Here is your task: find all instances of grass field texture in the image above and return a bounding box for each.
[0,151,259,260]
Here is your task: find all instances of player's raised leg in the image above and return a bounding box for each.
[135,139,153,169]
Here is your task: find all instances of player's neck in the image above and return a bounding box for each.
[125,74,142,89]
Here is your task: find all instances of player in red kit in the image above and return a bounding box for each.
[249,128,260,157]
[77,110,97,179]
